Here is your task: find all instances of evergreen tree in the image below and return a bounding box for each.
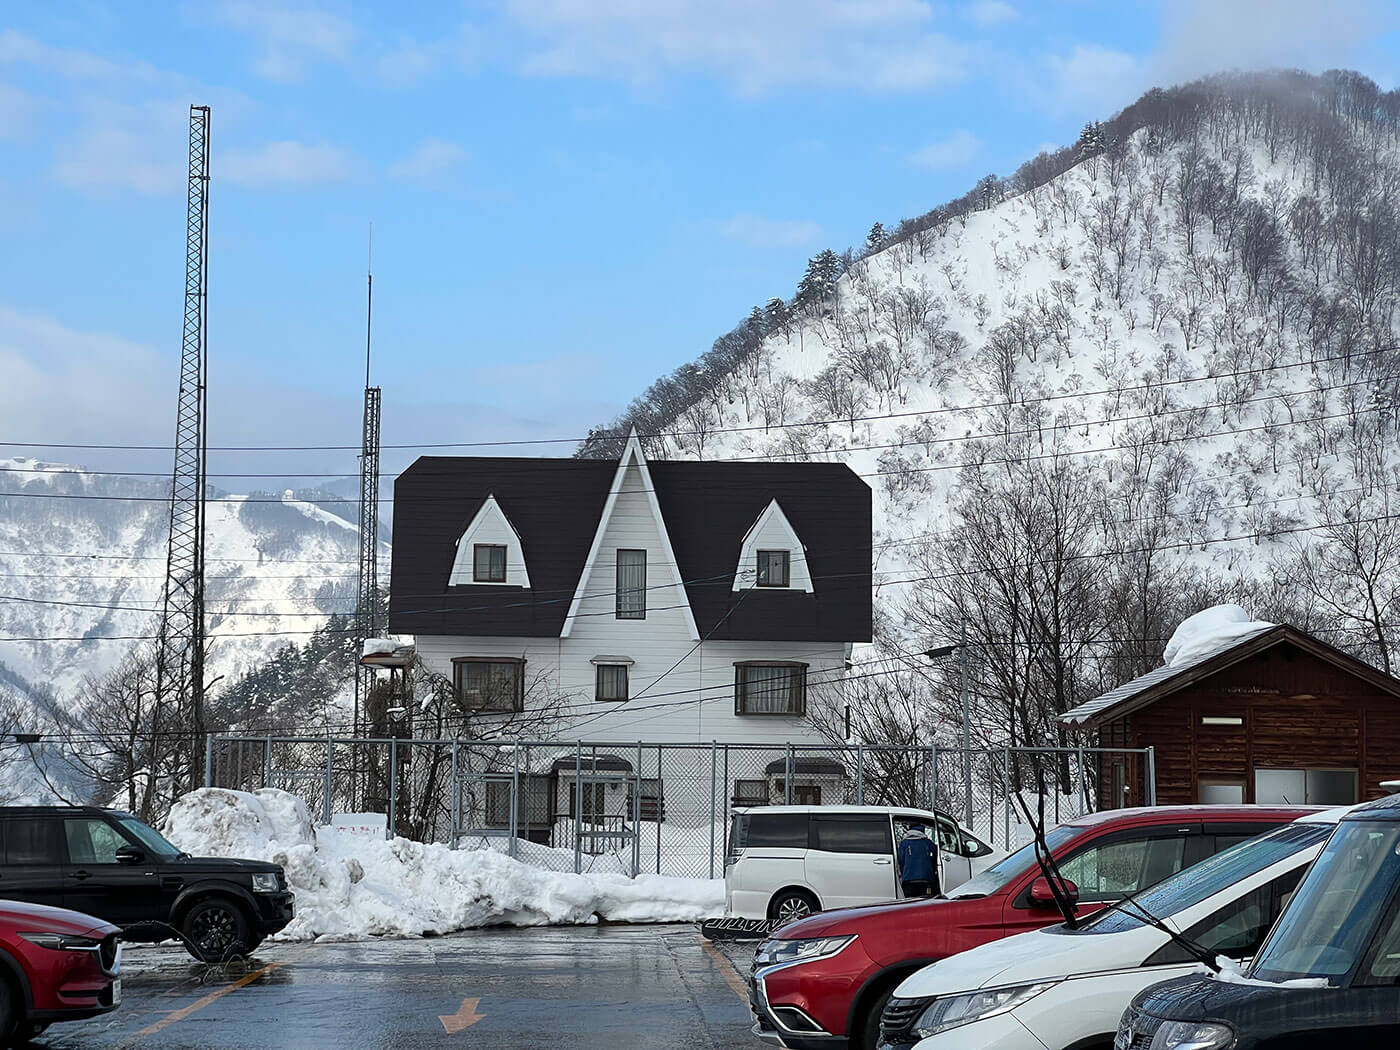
[865,222,886,254]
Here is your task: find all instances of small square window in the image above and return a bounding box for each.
[757,550,790,587]
[473,544,507,583]
[596,664,629,701]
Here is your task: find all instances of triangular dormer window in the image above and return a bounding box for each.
[448,494,531,588]
[733,499,813,592]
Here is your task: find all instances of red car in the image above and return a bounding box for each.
[747,805,1314,1050]
[0,899,121,1045]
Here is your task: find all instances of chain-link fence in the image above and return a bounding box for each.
[207,736,1154,878]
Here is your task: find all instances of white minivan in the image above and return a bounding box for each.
[878,808,1343,1050]
[724,805,998,922]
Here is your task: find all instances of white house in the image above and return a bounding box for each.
[388,433,872,829]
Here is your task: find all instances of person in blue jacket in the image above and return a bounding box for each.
[896,824,939,897]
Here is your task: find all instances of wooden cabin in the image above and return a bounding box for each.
[1061,625,1400,809]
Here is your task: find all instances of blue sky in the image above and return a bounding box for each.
[1,1,1396,481]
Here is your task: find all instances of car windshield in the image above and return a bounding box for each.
[1073,822,1330,934]
[1251,821,1400,984]
[947,823,1080,898]
[118,816,183,858]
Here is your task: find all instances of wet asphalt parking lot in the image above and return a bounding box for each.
[41,926,760,1050]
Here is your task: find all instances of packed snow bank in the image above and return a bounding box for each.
[163,789,723,941]
[1163,605,1276,668]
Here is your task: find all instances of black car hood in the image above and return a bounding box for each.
[169,855,281,875]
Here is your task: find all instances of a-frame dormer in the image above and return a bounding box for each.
[448,494,532,588]
[561,431,698,639]
[732,498,813,592]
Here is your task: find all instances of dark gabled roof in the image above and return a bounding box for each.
[1060,623,1400,730]
[387,455,873,643]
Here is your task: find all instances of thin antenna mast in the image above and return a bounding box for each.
[354,226,382,741]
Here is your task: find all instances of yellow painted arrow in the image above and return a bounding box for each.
[439,997,486,1034]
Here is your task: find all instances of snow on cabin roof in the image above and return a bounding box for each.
[1060,622,1282,727]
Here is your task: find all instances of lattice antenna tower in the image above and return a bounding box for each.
[151,105,211,806]
[355,229,382,736]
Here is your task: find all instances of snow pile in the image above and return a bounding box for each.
[361,638,397,657]
[1197,956,1330,989]
[163,789,723,941]
[1163,606,1276,669]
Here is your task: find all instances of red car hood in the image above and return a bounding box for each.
[0,898,119,938]
[776,895,968,938]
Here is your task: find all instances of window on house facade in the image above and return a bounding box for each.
[596,663,629,701]
[773,780,823,805]
[756,550,790,587]
[473,544,507,583]
[616,549,647,619]
[734,662,807,716]
[453,658,524,712]
[568,781,607,823]
[733,780,769,807]
[628,778,665,821]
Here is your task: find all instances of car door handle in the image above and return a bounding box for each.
[874,857,893,865]
[69,870,92,881]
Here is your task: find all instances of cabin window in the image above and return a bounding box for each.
[1255,768,1357,806]
[616,549,647,619]
[473,544,507,583]
[757,550,790,588]
[453,658,524,712]
[735,662,807,716]
[595,664,629,702]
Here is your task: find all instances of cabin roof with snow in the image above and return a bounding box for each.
[387,445,872,643]
[1060,623,1400,730]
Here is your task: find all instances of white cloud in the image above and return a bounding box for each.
[504,0,969,94]
[0,83,39,140]
[965,1,1017,27]
[213,1,355,81]
[1043,44,1142,115]
[388,138,468,183]
[0,29,166,82]
[909,128,981,170]
[223,140,358,187]
[1154,0,1392,83]
[718,213,823,248]
[51,99,189,196]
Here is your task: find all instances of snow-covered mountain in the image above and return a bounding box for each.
[585,70,1400,738]
[0,456,380,704]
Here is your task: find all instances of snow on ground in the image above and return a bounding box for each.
[1163,605,1276,668]
[164,788,723,941]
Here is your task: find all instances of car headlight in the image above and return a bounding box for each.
[911,982,1058,1038]
[754,935,854,969]
[1148,1020,1234,1050]
[18,932,102,952]
[251,873,280,893]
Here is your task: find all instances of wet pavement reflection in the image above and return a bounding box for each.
[43,925,755,1049]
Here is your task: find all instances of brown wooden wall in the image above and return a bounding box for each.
[1093,641,1400,807]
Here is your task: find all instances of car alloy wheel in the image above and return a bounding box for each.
[186,900,247,960]
[771,892,817,923]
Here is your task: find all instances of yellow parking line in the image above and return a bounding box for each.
[699,935,750,1005]
[116,960,285,1048]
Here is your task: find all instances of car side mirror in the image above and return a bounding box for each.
[115,844,145,865]
[1029,876,1079,907]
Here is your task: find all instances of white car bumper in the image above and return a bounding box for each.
[911,1013,1051,1050]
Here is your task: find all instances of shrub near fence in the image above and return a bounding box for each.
[207,736,1154,878]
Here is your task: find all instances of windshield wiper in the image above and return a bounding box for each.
[1098,894,1222,973]
[1013,792,1080,929]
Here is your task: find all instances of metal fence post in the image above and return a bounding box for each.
[655,744,662,875]
[264,736,273,790]
[784,743,793,805]
[929,746,937,813]
[1002,749,1012,848]
[1077,746,1088,815]
[388,740,397,842]
[204,735,214,789]
[448,740,459,850]
[856,744,865,806]
[324,738,334,826]
[510,744,520,860]
[708,741,717,880]
[636,741,645,877]
[574,741,583,875]
[1145,747,1157,806]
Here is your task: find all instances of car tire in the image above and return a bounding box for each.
[182,897,252,962]
[767,888,819,924]
[856,986,895,1050]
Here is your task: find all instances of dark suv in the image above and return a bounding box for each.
[0,807,293,961]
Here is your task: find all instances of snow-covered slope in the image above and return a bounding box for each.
[0,456,383,703]
[591,72,1400,713]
